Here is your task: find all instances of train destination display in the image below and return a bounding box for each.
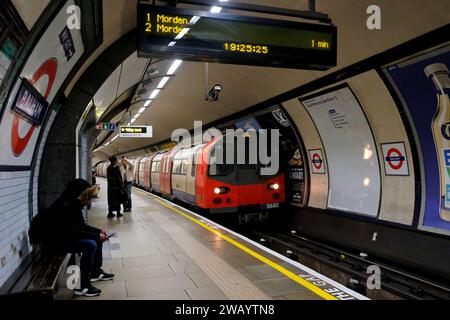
[138,4,337,70]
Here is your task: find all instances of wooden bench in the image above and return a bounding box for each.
[0,245,75,300]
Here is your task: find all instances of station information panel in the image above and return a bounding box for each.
[137,4,337,70]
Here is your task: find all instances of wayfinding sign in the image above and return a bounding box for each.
[120,126,153,138]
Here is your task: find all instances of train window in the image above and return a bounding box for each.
[156,161,161,172]
[172,160,182,175]
[180,159,189,175]
[191,155,196,177]
[209,146,234,176]
[139,161,145,172]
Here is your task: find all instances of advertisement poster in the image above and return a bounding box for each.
[384,46,450,234]
[300,84,380,217]
[288,148,304,205]
[0,0,85,168]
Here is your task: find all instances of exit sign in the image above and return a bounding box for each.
[120,126,153,138]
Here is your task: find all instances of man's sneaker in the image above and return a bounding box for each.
[107,212,115,218]
[116,212,123,217]
[91,270,115,282]
[74,285,102,297]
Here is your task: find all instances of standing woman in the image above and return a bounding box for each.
[107,156,124,218]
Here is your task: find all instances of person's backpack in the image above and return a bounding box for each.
[28,209,49,244]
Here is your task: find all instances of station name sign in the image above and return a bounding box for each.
[11,78,49,126]
[120,126,153,138]
[137,4,337,70]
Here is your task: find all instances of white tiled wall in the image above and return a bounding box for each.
[0,171,31,286]
[0,110,57,287]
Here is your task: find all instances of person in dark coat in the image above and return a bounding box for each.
[107,156,124,218]
[41,179,114,297]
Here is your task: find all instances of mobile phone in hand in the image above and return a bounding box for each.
[107,232,117,239]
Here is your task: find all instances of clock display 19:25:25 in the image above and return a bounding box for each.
[224,43,269,54]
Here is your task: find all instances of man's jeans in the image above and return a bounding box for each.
[124,181,132,210]
[66,239,103,288]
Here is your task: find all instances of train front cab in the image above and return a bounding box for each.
[195,140,286,214]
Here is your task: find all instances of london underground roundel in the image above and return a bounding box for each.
[11,58,58,157]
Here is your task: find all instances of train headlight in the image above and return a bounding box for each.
[268,183,280,190]
[214,187,230,194]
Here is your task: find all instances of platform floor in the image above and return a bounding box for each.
[72,179,366,300]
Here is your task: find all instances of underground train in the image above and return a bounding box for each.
[95,136,285,214]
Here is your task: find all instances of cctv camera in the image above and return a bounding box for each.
[207,84,223,102]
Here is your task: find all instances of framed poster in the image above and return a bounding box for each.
[383,45,450,235]
[300,84,381,217]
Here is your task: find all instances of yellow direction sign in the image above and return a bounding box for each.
[119,126,153,138]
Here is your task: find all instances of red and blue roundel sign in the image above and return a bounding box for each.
[309,149,325,174]
[382,143,409,176]
[386,148,405,170]
[312,153,323,170]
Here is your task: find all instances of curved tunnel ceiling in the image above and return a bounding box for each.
[52,0,450,158]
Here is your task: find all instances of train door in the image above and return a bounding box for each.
[144,156,152,189]
[138,157,147,187]
[151,153,163,193]
[187,145,203,203]
[185,153,196,201]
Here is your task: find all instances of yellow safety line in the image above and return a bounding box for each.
[153,198,338,301]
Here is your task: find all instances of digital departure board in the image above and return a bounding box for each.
[138,4,337,70]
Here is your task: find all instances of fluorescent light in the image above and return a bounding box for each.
[111,135,119,142]
[168,41,177,47]
[144,100,152,107]
[138,107,146,113]
[131,119,136,124]
[157,76,170,89]
[210,6,222,13]
[219,0,228,2]
[167,59,182,75]
[149,89,160,99]
[175,28,190,40]
[189,16,200,24]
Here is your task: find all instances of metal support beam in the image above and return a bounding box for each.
[157,0,331,23]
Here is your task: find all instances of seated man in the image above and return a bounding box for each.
[34,179,114,297]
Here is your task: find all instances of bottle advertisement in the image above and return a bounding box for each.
[385,47,450,235]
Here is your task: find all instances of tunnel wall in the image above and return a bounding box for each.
[0,0,88,286]
[0,0,105,287]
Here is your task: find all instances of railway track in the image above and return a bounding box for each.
[236,224,450,300]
